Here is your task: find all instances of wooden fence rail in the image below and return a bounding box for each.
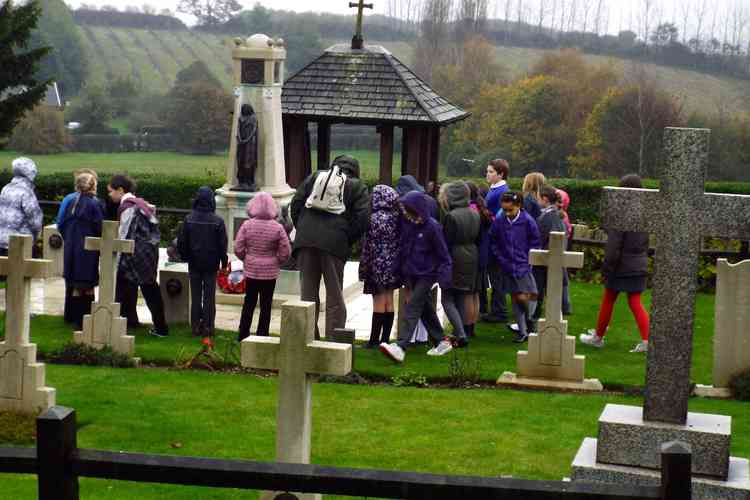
[0,406,692,500]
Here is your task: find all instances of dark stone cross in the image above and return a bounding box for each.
[601,127,750,425]
[349,0,373,50]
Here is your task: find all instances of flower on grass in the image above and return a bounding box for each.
[201,337,214,350]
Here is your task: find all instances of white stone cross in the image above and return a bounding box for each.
[241,300,352,500]
[601,127,750,425]
[499,231,600,390]
[85,220,134,305]
[0,234,55,413]
[529,232,584,365]
[74,221,135,356]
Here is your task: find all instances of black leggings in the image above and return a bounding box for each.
[238,278,276,340]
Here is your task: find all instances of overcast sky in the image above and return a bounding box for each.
[64,0,747,43]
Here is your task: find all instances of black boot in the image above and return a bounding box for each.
[380,312,395,344]
[364,312,383,348]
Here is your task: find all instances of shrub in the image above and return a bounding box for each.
[729,369,750,401]
[164,82,232,154]
[391,371,428,387]
[46,342,135,367]
[8,106,70,154]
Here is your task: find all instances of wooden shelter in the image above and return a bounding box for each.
[281,44,469,187]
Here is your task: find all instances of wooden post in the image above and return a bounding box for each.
[378,125,394,185]
[428,126,441,186]
[316,122,331,171]
[37,406,79,500]
[400,127,409,176]
[283,117,311,188]
[660,441,692,500]
[417,127,431,187]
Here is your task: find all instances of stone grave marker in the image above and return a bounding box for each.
[571,128,750,497]
[498,232,601,391]
[712,259,750,390]
[0,234,55,414]
[241,300,352,500]
[42,224,64,278]
[74,220,135,356]
[159,265,191,326]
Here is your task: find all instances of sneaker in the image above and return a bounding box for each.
[379,342,405,363]
[149,328,168,338]
[512,332,528,343]
[579,332,604,348]
[427,338,454,356]
[453,337,469,348]
[630,341,648,353]
[507,323,519,333]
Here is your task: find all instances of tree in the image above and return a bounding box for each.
[30,0,88,97]
[164,82,231,154]
[108,75,140,118]
[67,84,114,133]
[9,105,69,154]
[177,0,241,28]
[0,0,51,141]
[174,60,222,88]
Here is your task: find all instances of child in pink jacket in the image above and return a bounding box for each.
[235,192,291,340]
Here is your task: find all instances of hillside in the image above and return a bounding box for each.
[73,22,746,116]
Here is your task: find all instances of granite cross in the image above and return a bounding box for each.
[85,220,134,306]
[349,0,373,49]
[0,234,55,413]
[529,231,584,365]
[241,300,352,500]
[601,127,750,425]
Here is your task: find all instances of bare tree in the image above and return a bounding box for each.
[592,0,604,35]
[516,0,526,33]
[504,0,513,38]
[568,0,578,31]
[678,0,692,43]
[537,0,549,32]
[638,0,654,42]
[731,0,748,49]
[580,0,592,32]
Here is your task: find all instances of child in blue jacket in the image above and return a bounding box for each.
[490,191,541,343]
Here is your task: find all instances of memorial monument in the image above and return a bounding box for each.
[215,33,295,250]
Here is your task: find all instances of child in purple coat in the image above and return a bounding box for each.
[359,185,401,348]
[380,191,453,363]
[490,191,541,343]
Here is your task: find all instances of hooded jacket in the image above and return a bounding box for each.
[399,191,452,287]
[0,157,43,249]
[117,192,161,284]
[235,192,291,280]
[290,156,370,261]
[359,185,401,291]
[602,229,649,279]
[396,175,439,220]
[490,209,541,278]
[442,182,480,291]
[556,189,572,240]
[177,186,228,272]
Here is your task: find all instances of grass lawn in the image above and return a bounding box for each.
[7,281,715,388]
[0,149,401,183]
[0,364,748,499]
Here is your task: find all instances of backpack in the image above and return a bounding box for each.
[305,166,347,215]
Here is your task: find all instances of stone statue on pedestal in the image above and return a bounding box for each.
[233,104,258,191]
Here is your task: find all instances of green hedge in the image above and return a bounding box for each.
[71,134,177,153]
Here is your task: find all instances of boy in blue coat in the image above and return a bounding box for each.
[490,191,541,343]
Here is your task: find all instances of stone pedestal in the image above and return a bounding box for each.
[74,302,134,356]
[0,343,55,414]
[571,404,750,499]
[160,265,191,325]
[42,225,64,278]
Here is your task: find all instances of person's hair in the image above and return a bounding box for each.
[437,183,450,212]
[620,174,643,189]
[108,174,135,193]
[75,172,97,194]
[488,159,509,180]
[522,172,546,199]
[501,191,523,206]
[540,185,558,204]
[74,168,98,180]
[466,181,493,224]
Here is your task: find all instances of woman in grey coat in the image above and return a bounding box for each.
[438,182,480,347]
[0,157,43,256]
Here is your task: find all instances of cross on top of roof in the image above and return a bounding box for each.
[349,0,373,50]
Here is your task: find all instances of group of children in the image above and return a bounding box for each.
[368,161,651,364]
[44,156,649,356]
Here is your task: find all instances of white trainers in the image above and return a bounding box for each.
[379,342,405,363]
[509,323,520,332]
[427,339,453,356]
[579,331,605,348]
[630,341,648,353]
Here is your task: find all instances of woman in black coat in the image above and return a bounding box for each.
[59,172,104,329]
[579,174,651,353]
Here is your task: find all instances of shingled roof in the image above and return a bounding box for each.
[282,44,469,126]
